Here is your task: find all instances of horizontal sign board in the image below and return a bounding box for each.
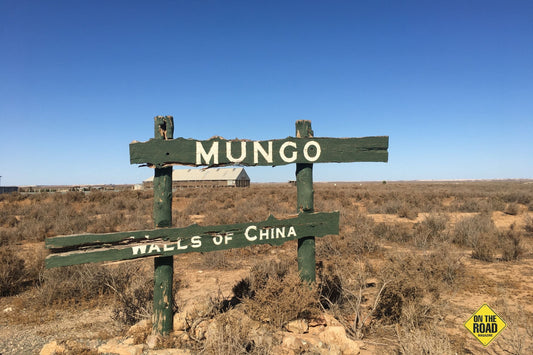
[45,212,339,268]
[130,136,388,167]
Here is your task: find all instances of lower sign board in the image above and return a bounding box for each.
[45,212,339,268]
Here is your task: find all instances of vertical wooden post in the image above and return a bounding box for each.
[152,115,174,335]
[296,120,315,283]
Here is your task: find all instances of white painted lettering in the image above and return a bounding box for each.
[132,245,148,255]
[148,244,161,253]
[303,141,321,162]
[177,239,188,250]
[259,228,269,240]
[225,233,233,244]
[245,226,257,241]
[163,244,174,251]
[191,236,201,248]
[226,141,246,163]
[287,226,297,238]
[253,141,273,164]
[280,141,297,163]
[213,235,223,245]
[276,227,286,239]
[196,141,219,165]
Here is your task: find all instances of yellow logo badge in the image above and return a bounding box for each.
[464,304,506,346]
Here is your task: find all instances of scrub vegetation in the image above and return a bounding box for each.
[1,180,532,353]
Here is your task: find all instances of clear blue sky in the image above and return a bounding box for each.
[1,0,532,185]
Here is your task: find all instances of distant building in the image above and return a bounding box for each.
[143,167,250,188]
[0,186,18,194]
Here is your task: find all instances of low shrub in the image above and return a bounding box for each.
[504,202,520,216]
[397,204,419,220]
[0,214,18,228]
[0,230,9,246]
[367,199,402,214]
[0,247,27,296]
[202,250,232,270]
[452,198,482,213]
[501,191,531,205]
[36,262,151,308]
[492,301,533,354]
[451,213,498,262]
[110,274,154,326]
[317,248,463,340]
[318,211,380,258]
[525,215,533,234]
[375,249,463,327]
[471,238,496,262]
[201,309,275,354]
[0,192,26,203]
[373,222,413,243]
[237,260,320,329]
[412,213,449,248]
[396,324,453,354]
[37,264,116,305]
[318,257,381,339]
[488,197,506,212]
[499,225,524,261]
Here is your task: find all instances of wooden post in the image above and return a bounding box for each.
[296,120,315,283]
[152,115,174,335]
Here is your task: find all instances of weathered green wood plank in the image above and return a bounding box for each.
[129,136,388,167]
[152,115,174,335]
[45,212,338,250]
[296,120,316,283]
[46,225,194,249]
[45,212,339,268]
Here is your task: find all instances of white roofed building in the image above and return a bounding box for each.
[143,167,250,188]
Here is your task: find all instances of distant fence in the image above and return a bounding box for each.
[17,185,135,193]
[0,186,18,194]
[143,180,250,189]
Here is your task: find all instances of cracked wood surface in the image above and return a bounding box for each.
[129,136,389,167]
[45,212,339,268]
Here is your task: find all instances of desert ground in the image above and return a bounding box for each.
[1,181,532,354]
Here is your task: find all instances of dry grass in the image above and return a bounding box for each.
[499,224,524,261]
[1,180,532,353]
[238,259,321,329]
[0,247,26,296]
[412,213,449,248]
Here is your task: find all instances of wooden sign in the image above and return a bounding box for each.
[130,136,388,167]
[45,116,388,336]
[45,212,339,268]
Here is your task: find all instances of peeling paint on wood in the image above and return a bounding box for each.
[153,115,174,335]
[153,255,173,334]
[296,120,316,283]
[45,212,339,268]
[45,116,388,336]
[130,136,389,167]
